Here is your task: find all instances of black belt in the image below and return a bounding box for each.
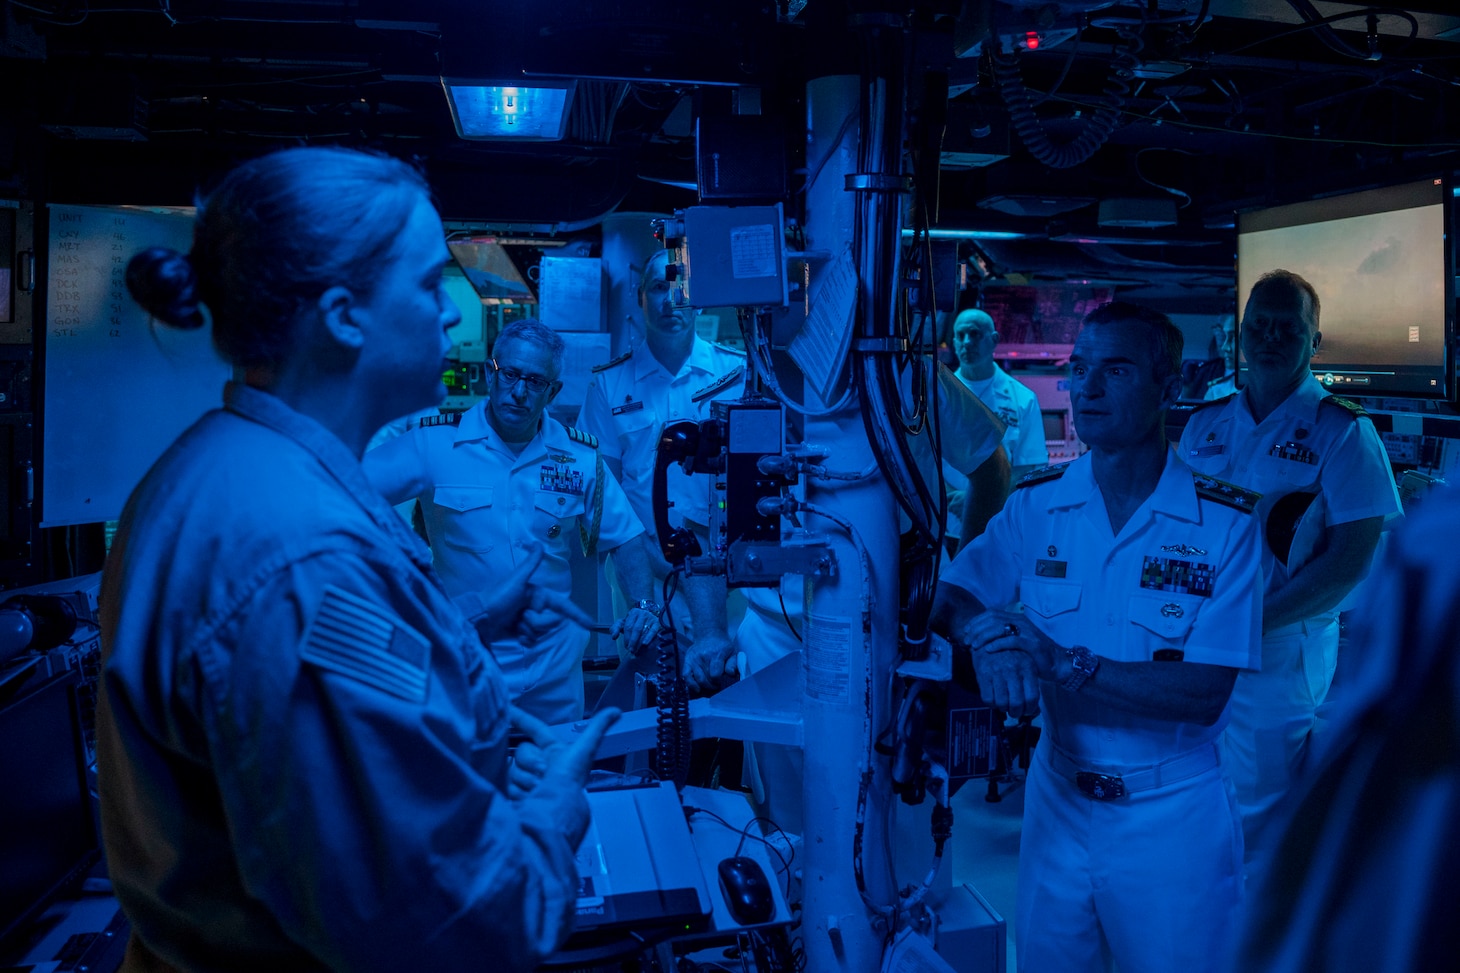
[1043,743,1220,801]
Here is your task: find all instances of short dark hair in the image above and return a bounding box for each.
[125,146,430,369]
[1250,269,1321,331]
[1081,301,1184,381]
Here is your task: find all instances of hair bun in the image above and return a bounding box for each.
[125,247,206,330]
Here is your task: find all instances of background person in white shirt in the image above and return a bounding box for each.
[1179,269,1402,874]
[943,307,1049,548]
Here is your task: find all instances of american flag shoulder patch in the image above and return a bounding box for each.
[299,585,430,703]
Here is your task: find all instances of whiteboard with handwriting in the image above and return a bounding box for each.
[44,204,229,527]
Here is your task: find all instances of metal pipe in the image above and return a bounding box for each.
[798,70,902,973]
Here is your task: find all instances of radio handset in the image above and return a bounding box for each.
[652,418,725,566]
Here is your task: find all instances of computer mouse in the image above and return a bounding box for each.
[717,855,774,924]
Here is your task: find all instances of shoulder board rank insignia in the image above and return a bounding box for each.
[591,349,633,373]
[1320,395,1368,420]
[565,426,599,449]
[419,412,463,428]
[1014,463,1068,490]
[691,364,746,403]
[1192,473,1260,514]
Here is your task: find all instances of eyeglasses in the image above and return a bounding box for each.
[491,360,554,394]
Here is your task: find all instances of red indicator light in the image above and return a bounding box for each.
[1025,31,1041,51]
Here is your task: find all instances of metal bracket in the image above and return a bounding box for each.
[843,173,913,193]
[853,337,908,354]
[896,632,954,682]
[725,536,836,586]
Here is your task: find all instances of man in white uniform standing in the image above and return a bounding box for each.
[577,249,745,688]
[935,302,1263,973]
[366,319,658,724]
[944,308,1049,547]
[1179,269,1401,864]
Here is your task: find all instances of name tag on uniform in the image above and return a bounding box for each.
[612,400,645,416]
[1188,444,1225,458]
[1139,555,1215,598]
[1035,559,1067,578]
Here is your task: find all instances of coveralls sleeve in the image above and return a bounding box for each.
[940,490,1026,607]
[199,549,587,972]
[577,378,620,467]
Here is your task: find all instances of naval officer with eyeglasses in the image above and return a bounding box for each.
[365,318,658,724]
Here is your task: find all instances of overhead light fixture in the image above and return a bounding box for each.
[441,79,576,141]
[901,228,1030,241]
[1131,61,1190,80]
[1097,198,1178,228]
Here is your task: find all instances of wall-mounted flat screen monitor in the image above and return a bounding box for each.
[1236,178,1454,400]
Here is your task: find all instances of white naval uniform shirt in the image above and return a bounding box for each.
[942,449,1264,765]
[1178,375,1401,623]
[576,337,745,538]
[945,366,1049,539]
[955,366,1050,469]
[364,404,643,721]
[1204,374,1237,401]
[367,402,642,600]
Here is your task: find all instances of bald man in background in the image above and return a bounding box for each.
[944,307,1049,548]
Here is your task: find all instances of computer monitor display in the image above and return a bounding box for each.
[1041,409,1068,444]
[1236,178,1454,399]
[0,668,97,946]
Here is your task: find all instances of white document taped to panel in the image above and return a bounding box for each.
[788,247,858,405]
[805,612,852,703]
[44,205,230,526]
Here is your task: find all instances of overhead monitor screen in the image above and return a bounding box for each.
[1236,178,1453,399]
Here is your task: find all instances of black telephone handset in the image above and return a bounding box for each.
[652,418,726,566]
[653,420,704,566]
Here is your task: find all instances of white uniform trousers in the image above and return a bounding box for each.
[1016,746,1243,973]
[1221,615,1339,874]
[490,623,589,726]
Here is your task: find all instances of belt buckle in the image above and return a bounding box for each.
[1075,772,1127,800]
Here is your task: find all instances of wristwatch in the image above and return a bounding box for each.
[1062,645,1099,692]
[636,598,664,617]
